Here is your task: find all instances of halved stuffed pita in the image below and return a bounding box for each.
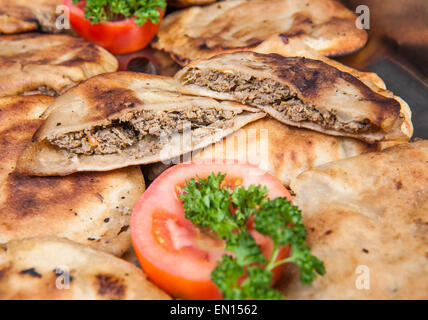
[278,141,428,299]
[176,51,413,143]
[0,238,170,300]
[0,0,60,34]
[0,96,145,256]
[0,33,118,97]
[16,72,265,176]
[153,0,367,65]
[148,118,375,187]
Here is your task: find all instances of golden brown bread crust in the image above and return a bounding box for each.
[0,238,170,300]
[0,33,119,97]
[254,34,387,91]
[0,0,60,34]
[153,0,368,65]
[0,96,145,256]
[279,141,428,299]
[176,51,412,143]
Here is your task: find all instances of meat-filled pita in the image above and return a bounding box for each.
[0,0,60,34]
[153,0,367,65]
[148,118,375,187]
[278,141,428,299]
[16,72,265,176]
[0,33,118,97]
[0,238,170,300]
[176,52,413,143]
[0,96,145,256]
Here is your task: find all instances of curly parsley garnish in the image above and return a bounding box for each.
[72,0,167,25]
[179,173,325,300]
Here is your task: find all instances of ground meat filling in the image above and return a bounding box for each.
[182,69,374,134]
[49,108,238,155]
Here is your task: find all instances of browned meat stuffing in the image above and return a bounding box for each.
[49,108,238,155]
[182,69,373,134]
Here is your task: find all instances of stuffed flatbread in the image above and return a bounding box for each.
[16,72,265,176]
[176,51,413,143]
[0,33,118,97]
[0,238,170,299]
[0,96,145,256]
[153,0,367,65]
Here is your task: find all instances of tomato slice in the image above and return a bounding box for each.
[131,160,292,300]
[63,0,164,54]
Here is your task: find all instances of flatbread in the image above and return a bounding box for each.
[0,0,60,34]
[149,118,375,187]
[278,141,428,299]
[254,34,387,91]
[176,51,413,144]
[0,238,170,299]
[16,72,265,176]
[0,33,118,97]
[168,0,216,8]
[153,0,368,65]
[0,96,145,256]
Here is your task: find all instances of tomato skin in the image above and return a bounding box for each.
[133,237,223,300]
[63,0,164,54]
[131,160,292,300]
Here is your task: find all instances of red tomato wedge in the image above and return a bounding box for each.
[131,160,292,300]
[63,0,164,54]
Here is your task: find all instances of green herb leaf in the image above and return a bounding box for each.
[180,173,237,239]
[254,198,325,284]
[180,172,325,299]
[72,0,167,25]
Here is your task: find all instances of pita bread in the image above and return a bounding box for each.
[176,51,413,144]
[0,33,118,97]
[278,141,428,299]
[149,118,376,187]
[168,0,216,8]
[254,34,387,91]
[0,0,60,34]
[0,238,170,299]
[153,0,367,65]
[253,35,414,149]
[0,96,145,256]
[16,72,265,176]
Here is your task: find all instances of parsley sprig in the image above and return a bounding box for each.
[72,0,167,25]
[179,173,325,300]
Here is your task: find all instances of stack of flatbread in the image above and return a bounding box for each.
[153,0,368,64]
[0,0,61,34]
[1,0,426,300]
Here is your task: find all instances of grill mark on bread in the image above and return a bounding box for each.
[89,87,141,119]
[20,267,42,278]
[95,274,126,299]
[0,172,100,219]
